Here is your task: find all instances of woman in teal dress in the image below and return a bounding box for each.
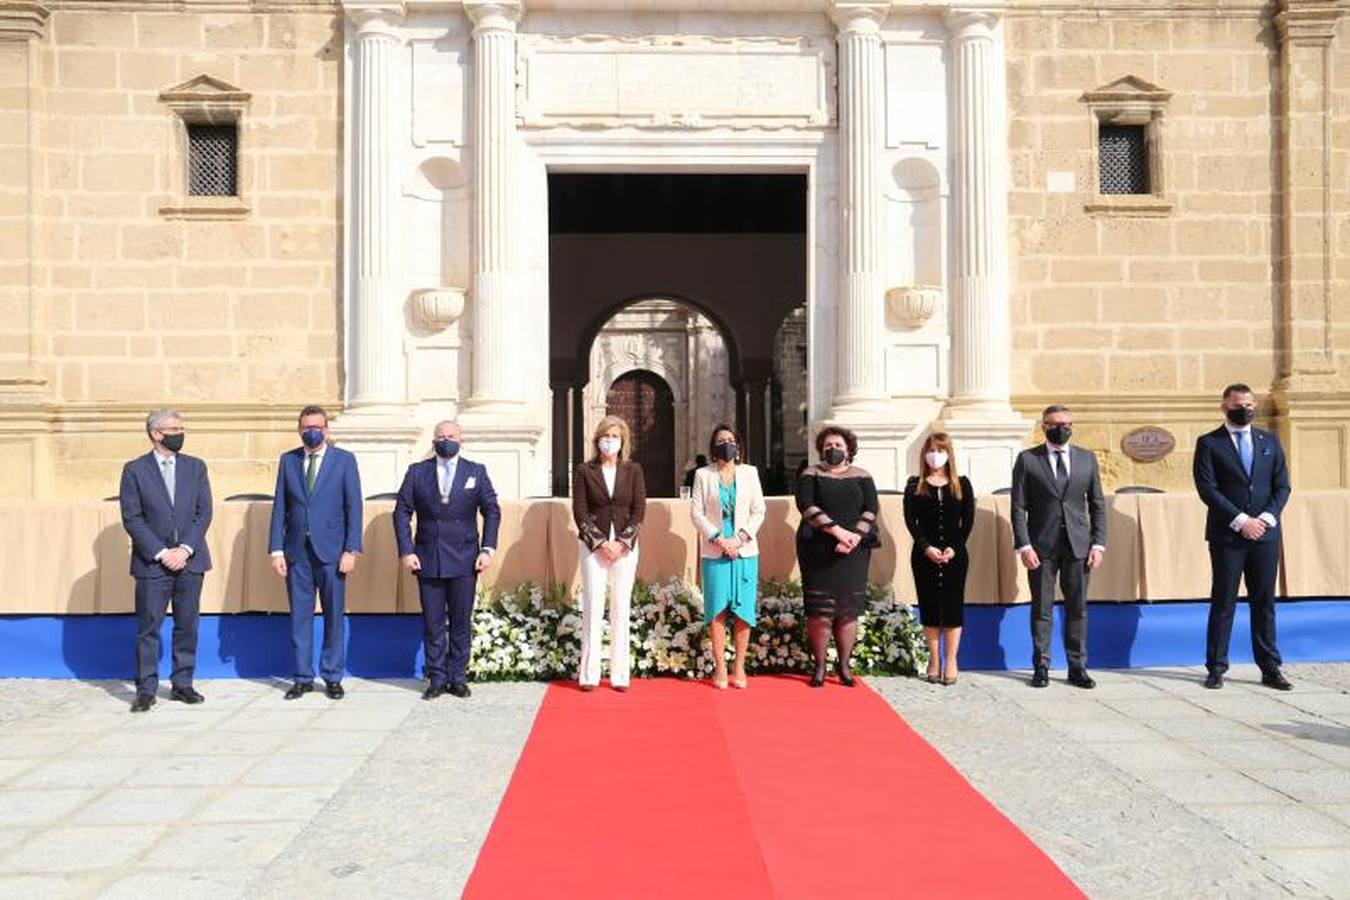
[690,425,766,689]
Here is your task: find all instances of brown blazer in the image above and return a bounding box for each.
[572,460,647,552]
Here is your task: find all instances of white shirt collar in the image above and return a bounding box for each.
[1224,423,1252,436]
[1046,441,1069,454]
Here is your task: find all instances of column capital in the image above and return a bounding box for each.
[342,0,405,35]
[1276,0,1344,45]
[464,0,523,35]
[828,1,889,35]
[943,8,1001,41]
[0,1,50,41]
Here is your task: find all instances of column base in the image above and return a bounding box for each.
[456,404,547,498]
[1270,388,1350,489]
[333,406,422,497]
[935,406,1033,493]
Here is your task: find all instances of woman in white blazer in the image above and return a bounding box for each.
[690,424,766,689]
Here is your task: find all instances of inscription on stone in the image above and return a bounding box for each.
[1121,426,1176,462]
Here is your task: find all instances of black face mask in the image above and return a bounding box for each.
[434,439,460,459]
[713,442,737,462]
[1226,406,1255,427]
[160,433,185,453]
[1045,425,1072,446]
[823,447,847,466]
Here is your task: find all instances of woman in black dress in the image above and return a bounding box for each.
[795,426,879,688]
[903,432,974,685]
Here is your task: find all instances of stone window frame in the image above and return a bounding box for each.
[158,75,251,221]
[1081,76,1173,217]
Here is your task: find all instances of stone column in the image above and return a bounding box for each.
[945,10,1010,416]
[936,10,1029,491]
[465,0,525,410]
[344,1,405,411]
[1271,0,1346,487]
[828,2,889,414]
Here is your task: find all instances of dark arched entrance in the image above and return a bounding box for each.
[606,370,676,497]
[548,173,808,496]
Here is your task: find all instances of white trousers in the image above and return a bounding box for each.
[578,540,639,687]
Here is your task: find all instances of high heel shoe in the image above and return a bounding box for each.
[712,671,728,690]
[732,675,747,690]
[835,661,856,688]
[809,667,826,688]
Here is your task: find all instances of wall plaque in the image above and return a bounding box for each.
[517,34,834,130]
[1121,426,1176,462]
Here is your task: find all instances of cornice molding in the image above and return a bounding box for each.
[0,1,50,41]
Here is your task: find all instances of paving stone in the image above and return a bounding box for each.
[193,786,337,824]
[0,824,165,873]
[124,756,260,788]
[97,868,260,900]
[11,756,146,789]
[1246,768,1350,805]
[69,787,212,826]
[0,874,97,899]
[1128,768,1289,804]
[141,822,307,869]
[0,788,101,826]
[1187,801,1350,850]
[241,754,370,787]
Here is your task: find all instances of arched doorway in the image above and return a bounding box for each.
[606,370,676,497]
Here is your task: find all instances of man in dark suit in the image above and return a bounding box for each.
[1193,383,1292,690]
[1011,404,1107,689]
[269,405,363,700]
[118,409,213,712]
[393,420,501,700]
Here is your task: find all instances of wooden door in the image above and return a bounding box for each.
[606,370,676,497]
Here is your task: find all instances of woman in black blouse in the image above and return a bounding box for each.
[795,426,879,688]
[903,432,975,685]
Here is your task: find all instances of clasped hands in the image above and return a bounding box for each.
[924,546,956,565]
[158,546,190,571]
[830,526,862,555]
[713,535,743,559]
[1240,518,1269,541]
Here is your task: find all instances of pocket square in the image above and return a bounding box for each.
[465,476,476,489]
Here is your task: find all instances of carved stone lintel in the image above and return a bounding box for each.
[1276,0,1344,45]
[0,2,50,41]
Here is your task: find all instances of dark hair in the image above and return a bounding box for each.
[1222,383,1253,399]
[298,404,328,425]
[694,454,708,466]
[1041,404,1071,421]
[814,426,858,463]
[707,423,741,461]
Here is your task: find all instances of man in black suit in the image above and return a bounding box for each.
[393,420,501,700]
[118,409,213,712]
[1193,383,1292,690]
[1011,404,1107,689]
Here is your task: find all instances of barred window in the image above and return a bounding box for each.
[1097,124,1148,195]
[187,123,238,197]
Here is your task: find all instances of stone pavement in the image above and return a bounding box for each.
[0,665,1346,899]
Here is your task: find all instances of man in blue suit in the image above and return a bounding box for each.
[119,408,213,713]
[269,405,363,700]
[1193,383,1292,691]
[393,420,500,699]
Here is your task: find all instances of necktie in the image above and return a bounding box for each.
[305,453,317,493]
[1054,450,1068,485]
[161,458,175,505]
[1237,431,1253,478]
[440,462,451,503]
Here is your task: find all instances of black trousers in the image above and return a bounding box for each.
[134,570,203,695]
[418,574,477,687]
[1206,539,1281,675]
[1027,532,1089,670]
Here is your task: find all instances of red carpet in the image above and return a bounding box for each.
[465,677,1082,899]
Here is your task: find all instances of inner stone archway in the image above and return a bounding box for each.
[548,173,808,496]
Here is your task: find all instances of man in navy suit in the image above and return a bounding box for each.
[269,405,363,700]
[1193,383,1292,691]
[393,420,501,699]
[119,409,213,713]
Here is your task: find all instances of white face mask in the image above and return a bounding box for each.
[598,437,621,458]
[924,450,949,471]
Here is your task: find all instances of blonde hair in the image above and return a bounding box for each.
[590,415,633,463]
[917,432,964,500]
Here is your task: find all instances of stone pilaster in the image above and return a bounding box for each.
[938,9,1029,491]
[828,1,889,416]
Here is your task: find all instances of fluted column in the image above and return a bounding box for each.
[829,2,889,413]
[345,1,405,409]
[465,0,525,409]
[946,10,1011,415]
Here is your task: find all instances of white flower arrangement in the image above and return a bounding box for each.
[466,578,926,682]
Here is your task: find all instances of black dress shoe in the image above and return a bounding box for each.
[284,682,313,701]
[130,694,156,713]
[1067,668,1096,690]
[170,687,205,704]
[325,681,345,700]
[808,671,825,688]
[448,683,471,698]
[1030,666,1049,688]
[1204,672,1224,689]
[422,683,447,701]
[1261,669,1293,691]
[836,662,856,688]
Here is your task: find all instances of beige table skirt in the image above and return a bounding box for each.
[2,492,1347,614]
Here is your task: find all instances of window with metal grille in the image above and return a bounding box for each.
[187,123,238,197]
[1097,124,1148,195]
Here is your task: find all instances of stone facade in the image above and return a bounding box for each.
[0,0,1345,500]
